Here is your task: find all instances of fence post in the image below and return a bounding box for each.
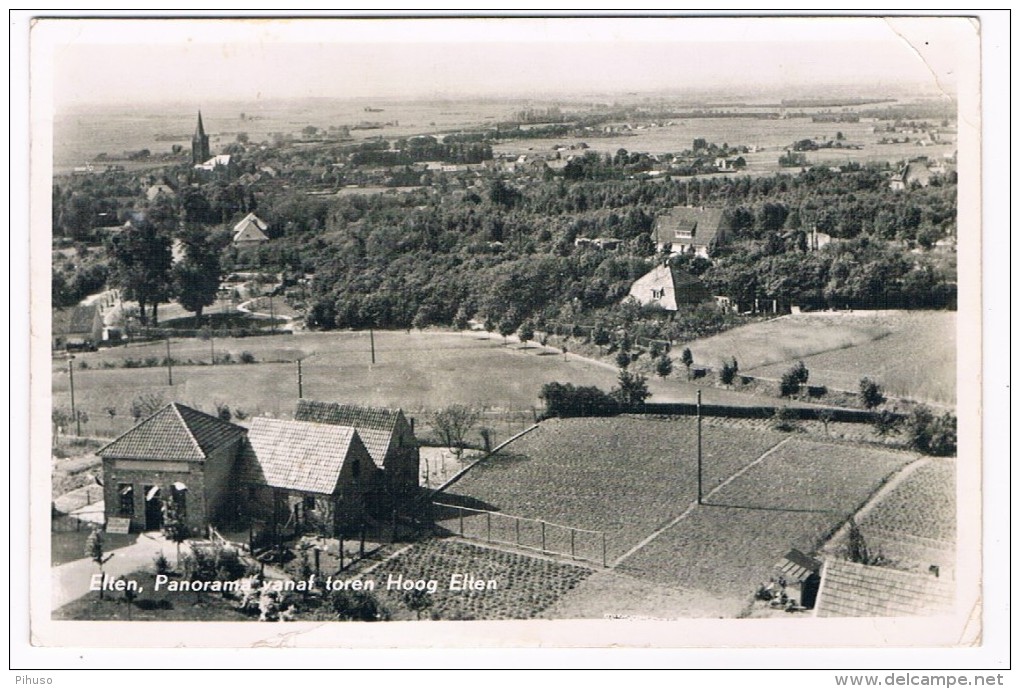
[570,529,575,559]
[541,521,546,552]
[459,506,464,537]
[486,511,491,542]
[515,517,520,545]
[602,532,607,568]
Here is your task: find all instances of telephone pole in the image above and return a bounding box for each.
[696,389,703,505]
[68,356,80,436]
[297,359,303,399]
[369,328,376,365]
[165,336,173,386]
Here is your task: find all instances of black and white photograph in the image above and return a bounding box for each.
[21,14,996,656]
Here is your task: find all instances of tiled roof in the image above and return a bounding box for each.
[294,400,403,468]
[653,206,731,247]
[775,549,822,583]
[815,559,954,617]
[67,305,100,334]
[239,417,364,494]
[97,403,244,462]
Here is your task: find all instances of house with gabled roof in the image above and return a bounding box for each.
[98,403,246,533]
[652,206,734,258]
[627,263,712,312]
[53,304,104,350]
[95,400,421,536]
[295,400,420,506]
[232,212,270,246]
[237,417,379,533]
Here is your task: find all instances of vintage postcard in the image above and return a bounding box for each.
[24,14,990,653]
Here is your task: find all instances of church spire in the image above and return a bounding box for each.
[192,110,210,165]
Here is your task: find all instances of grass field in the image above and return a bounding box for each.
[441,416,915,614]
[745,311,956,405]
[688,310,955,405]
[51,328,802,440]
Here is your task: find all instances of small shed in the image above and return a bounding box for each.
[55,304,104,350]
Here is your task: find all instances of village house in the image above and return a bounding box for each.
[652,206,734,258]
[232,212,270,246]
[627,263,711,312]
[53,304,104,351]
[889,158,933,191]
[97,400,420,536]
[237,417,378,535]
[294,400,420,507]
[98,403,247,533]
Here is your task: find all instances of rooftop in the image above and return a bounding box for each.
[97,403,245,462]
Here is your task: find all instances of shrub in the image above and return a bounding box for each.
[906,406,957,456]
[655,354,673,378]
[780,361,809,397]
[612,370,651,407]
[215,402,232,422]
[144,356,160,367]
[719,357,738,386]
[233,408,249,421]
[615,350,631,369]
[771,406,799,432]
[859,377,886,409]
[239,351,256,364]
[153,551,172,576]
[130,392,166,421]
[540,382,619,418]
[330,589,390,621]
[871,409,902,438]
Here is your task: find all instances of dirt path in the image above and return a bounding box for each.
[50,531,177,610]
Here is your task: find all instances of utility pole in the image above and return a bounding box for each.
[165,336,173,386]
[209,313,215,365]
[369,328,376,365]
[269,293,276,334]
[68,356,80,436]
[696,389,703,505]
[297,359,303,399]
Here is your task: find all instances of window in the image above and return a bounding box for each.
[117,483,134,517]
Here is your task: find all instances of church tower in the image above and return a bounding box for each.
[191,111,210,165]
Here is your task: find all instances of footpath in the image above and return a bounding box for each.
[50,531,175,610]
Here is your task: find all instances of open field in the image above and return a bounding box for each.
[441,416,915,615]
[51,329,806,440]
[687,310,955,405]
[744,311,956,405]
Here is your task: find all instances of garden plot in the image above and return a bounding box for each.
[440,416,786,563]
[620,438,912,600]
[367,539,592,620]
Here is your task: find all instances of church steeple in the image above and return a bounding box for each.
[191,110,210,165]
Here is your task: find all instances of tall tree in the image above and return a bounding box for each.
[174,226,229,321]
[107,216,173,326]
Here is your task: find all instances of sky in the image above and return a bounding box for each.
[35,16,973,108]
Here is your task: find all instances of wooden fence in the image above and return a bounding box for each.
[431,501,607,567]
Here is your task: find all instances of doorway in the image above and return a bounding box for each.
[144,485,163,530]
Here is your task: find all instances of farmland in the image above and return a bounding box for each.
[689,310,956,405]
[440,416,786,563]
[440,416,915,615]
[859,459,956,543]
[361,539,592,621]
